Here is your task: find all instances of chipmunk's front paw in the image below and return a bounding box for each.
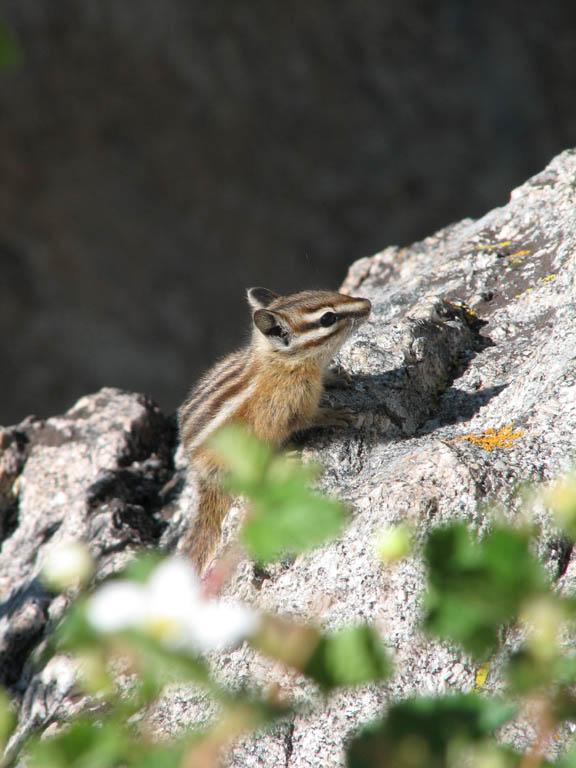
[324,365,353,389]
[314,406,358,429]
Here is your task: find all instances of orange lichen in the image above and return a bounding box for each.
[443,299,478,318]
[474,240,511,251]
[508,249,531,259]
[455,425,525,452]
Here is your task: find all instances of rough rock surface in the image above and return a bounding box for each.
[1,149,576,764]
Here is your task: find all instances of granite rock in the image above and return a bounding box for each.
[1,149,576,764]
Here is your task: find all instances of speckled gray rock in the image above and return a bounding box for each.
[0,389,176,757]
[2,149,576,765]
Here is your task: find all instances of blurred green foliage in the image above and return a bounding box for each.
[28,716,184,768]
[547,473,576,539]
[212,425,347,562]
[347,695,517,768]
[4,431,576,767]
[305,625,391,692]
[0,688,15,754]
[424,523,548,657]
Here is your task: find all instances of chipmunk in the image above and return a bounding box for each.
[178,287,371,573]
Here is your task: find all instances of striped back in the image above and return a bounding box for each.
[178,348,255,453]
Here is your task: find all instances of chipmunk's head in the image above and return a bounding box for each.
[247,287,371,364]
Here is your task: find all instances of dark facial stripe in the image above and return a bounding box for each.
[337,308,371,320]
[294,321,322,333]
[297,326,345,349]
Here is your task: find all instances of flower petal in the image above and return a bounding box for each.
[86,581,147,633]
[189,601,259,653]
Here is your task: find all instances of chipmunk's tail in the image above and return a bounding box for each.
[184,475,230,574]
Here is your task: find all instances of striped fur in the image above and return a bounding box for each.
[178,288,371,573]
[179,349,255,451]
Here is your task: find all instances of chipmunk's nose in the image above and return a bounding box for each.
[354,297,372,317]
[341,296,371,323]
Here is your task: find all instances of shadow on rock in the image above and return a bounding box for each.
[0,577,52,689]
[417,383,508,436]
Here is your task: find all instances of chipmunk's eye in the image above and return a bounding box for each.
[319,311,337,327]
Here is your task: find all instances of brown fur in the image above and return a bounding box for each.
[178,288,371,573]
[183,476,231,573]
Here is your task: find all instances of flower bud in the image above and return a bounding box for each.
[42,540,94,591]
[374,524,412,563]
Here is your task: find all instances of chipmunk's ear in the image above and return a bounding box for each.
[247,287,279,310]
[253,309,291,347]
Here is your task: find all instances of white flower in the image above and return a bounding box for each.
[42,540,94,591]
[86,557,258,653]
[86,581,148,633]
[190,600,258,653]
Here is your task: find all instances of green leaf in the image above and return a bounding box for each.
[243,492,346,562]
[209,425,347,562]
[507,649,552,694]
[27,712,187,768]
[553,653,576,686]
[305,625,390,692]
[131,746,184,768]
[28,718,127,768]
[210,424,272,491]
[347,695,517,768]
[126,630,212,689]
[122,552,165,583]
[0,687,15,752]
[55,599,100,650]
[424,523,548,657]
[544,471,576,540]
[557,743,576,768]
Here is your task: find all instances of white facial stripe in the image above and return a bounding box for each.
[186,380,258,451]
[300,302,368,324]
[300,307,336,322]
[339,301,370,315]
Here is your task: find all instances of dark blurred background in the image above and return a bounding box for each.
[1,2,575,424]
